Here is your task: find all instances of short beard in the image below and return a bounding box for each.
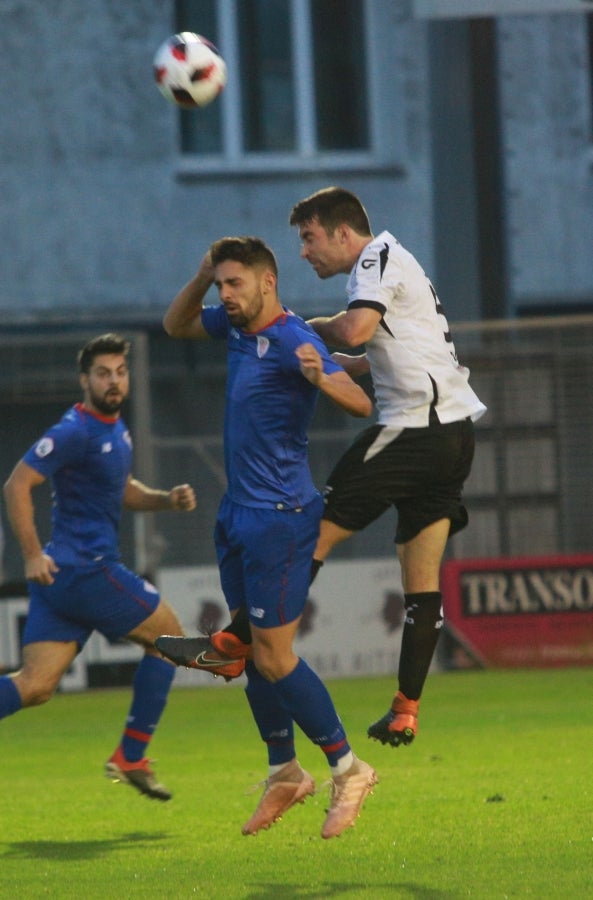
[90,393,123,416]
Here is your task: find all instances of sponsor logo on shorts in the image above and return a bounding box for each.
[250,606,265,619]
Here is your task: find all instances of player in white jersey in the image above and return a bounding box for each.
[345,230,485,429]
[288,186,486,747]
[159,188,486,751]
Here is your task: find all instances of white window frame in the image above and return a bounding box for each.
[176,0,387,176]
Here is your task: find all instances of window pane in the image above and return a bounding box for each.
[311,0,369,150]
[238,0,295,151]
[176,0,223,153]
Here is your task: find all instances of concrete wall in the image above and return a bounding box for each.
[498,14,593,310]
[1,2,590,326]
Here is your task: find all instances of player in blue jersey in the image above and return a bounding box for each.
[166,188,486,752]
[1,333,196,801]
[156,237,378,839]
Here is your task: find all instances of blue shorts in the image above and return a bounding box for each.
[214,493,323,629]
[23,561,161,648]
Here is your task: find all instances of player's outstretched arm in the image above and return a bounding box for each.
[123,477,197,512]
[163,252,215,340]
[295,343,372,418]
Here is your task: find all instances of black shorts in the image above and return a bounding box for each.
[322,417,475,545]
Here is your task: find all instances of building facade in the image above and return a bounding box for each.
[1,0,592,327]
[1,0,593,583]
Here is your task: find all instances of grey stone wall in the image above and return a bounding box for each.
[0,2,591,325]
[498,14,593,309]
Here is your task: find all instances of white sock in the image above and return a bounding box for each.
[269,759,295,778]
[331,751,355,777]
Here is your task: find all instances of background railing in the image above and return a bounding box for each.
[1,315,592,582]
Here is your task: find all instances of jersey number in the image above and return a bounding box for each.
[429,282,459,364]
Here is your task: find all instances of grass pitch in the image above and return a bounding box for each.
[1,667,592,899]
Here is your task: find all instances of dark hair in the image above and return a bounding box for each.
[77,333,130,374]
[289,186,372,237]
[210,236,278,277]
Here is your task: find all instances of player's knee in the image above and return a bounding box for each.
[252,646,298,682]
[17,678,56,707]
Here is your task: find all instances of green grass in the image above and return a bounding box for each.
[2,668,592,899]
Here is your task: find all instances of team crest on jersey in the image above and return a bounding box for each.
[256,336,270,358]
[123,430,132,448]
[101,442,112,454]
[34,437,54,458]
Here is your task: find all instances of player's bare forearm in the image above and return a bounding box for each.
[331,352,371,378]
[163,253,214,339]
[3,462,46,563]
[295,344,372,418]
[307,313,351,348]
[3,466,60,583]
[318,371,372,417]
[124,478,197,512]
[308,307,381,349]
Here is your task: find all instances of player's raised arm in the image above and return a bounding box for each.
[295,343,372,418]
[163,251,215,340]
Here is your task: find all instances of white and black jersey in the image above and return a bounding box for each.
[347,231,486,428]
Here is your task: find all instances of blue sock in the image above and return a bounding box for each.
[245,661,295,766]
[273,658,351,768]
[120,655,175,762]
[0,676,23,720]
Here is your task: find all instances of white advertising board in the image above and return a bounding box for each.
[0,558,407,691]
[158,558,405,687]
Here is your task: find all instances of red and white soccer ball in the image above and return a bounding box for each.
[153,32,227,109]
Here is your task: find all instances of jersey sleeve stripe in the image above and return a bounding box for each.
[348,299,385,314]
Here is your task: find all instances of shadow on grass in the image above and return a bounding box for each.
[1,831,170,860]
[242,884,456,899]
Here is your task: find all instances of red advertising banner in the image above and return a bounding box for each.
[441,554,593,668]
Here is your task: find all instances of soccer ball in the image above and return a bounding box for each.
[153,32,227,109]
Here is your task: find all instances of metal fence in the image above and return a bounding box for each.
[1,315,593,582]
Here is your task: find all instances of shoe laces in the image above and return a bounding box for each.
[321,773,357,807]
[245,777,270,796]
